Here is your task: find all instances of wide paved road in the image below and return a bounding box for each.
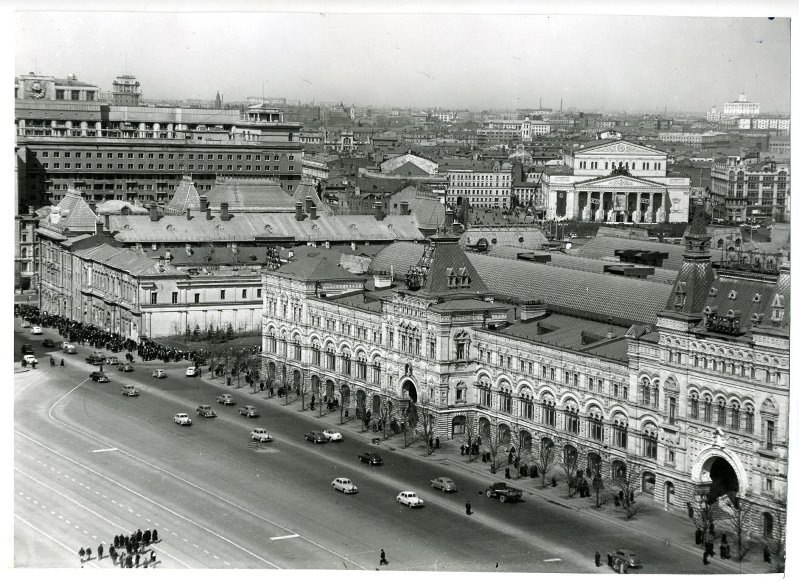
[14,325,733,572]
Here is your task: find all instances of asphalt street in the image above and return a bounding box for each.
[14,324,736,572]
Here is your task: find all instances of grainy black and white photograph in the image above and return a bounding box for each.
[7,0,794,576]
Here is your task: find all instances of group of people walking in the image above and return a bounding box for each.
[78,528,159,568]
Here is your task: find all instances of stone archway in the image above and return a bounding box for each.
[665,481,676,506]
[478,417,491,439]
[692,447,746,504]
[295,370,304,391]
[642,471,656,495]
[401,379,417,403]
[325,379,335,400]
[356,390,366,415]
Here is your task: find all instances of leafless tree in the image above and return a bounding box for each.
[482,420,510,474]
[461,415,479,462]
[763,494,787,573]
[338,385,351,425]
[722,496,752,562]
[532,436,557,488]
[560,443,586,498]
[378,398,395,440]
[414,397,437,454]
[399,400,419,449]
[612,461,644,520]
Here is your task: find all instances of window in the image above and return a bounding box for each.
[564,403,579,434]
[520,396,532,419]
[613,419,628,448]
[703,396,713,422]
[312,342,321,365]
[479,385,492,407]
[428,337,436,358]
[171,292,178,304]
[588,412,604,442]
[220,290,226,300]
[766,420,775,450]
[690,393,699,419]
[56,89,64,100]
[669,396,677,424]
[342,352,351,376]
[730,402,740,430]
[717,398,726,426]
[326,346,336,371]
[293,339,302,361]
[150,292,158,304]
[242,289,247,299]
[643,430,658,459]
[194,293,200,303]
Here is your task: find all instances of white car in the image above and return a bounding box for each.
[331,477,359,494]
[396,491,425,508]
[31,326,43,335]
[250,428,273,443]
[173,413,192,426]
[186,366,200,377]
[323,429,343,442]
[22,354,38,365]
[152,369,167,378]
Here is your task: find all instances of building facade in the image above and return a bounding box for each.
[710,159,790,223]
[447,168,513,209]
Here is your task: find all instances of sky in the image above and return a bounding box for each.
[13,5,791,113]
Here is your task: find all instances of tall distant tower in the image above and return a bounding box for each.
[215,90,222,109]
[112,74,141,106]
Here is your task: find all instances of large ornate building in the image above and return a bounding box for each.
[542,140,690,223]
[260,211,788,537]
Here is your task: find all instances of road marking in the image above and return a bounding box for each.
[92,448,118,453]
[543,558,562,562]
[270,534,300,541]
[15,514,100,568]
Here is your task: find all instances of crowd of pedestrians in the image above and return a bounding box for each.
[78,528,159,568]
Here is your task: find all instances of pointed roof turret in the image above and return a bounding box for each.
[405,234,489,298]
[663,207,715,316]
[166,176,202,214]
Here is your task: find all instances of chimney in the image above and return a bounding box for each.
[88,201,97,215]
[165,249,172,264]
[295,201,304,221]
[373,271,392,289]
[351,241,357,251]
[374,201,384,221]
[304,195,313,213]
[185,243,193,256]
[400,200,410,215]
[288,249,294,259]
[104,214,110,232]
[28,205,34,215]
[186,207,192,221]
[199,196,208,213]
[309,204,317,220]
[607,327,616,339]
[220,202,230,221]
[149,203,159,221]
[95,220,103,236]
[519,301,546,321]
[445,208,454,228]
[206,207,213,220]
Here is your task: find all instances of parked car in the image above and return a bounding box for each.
[430,477,457,492]
[121,385,140,397]
[396,491,425,508]
[22,354,38,365]
[331,477,359,494]
[305,431,327,444]
[196,405,217,418]
[152,369,167,379]
[105,356,120,366]
[608,549,641,570]
[118,363,134,372]
[322,429,343,442]
[31,326,43,335]
[85,354,105,365]
[186,366,200,377]
[250,428,273,443]
[62,343,77,354]
[484,482,523,503]
[238,405,260,418]
[21,344,34,355]
[21,320,31,328]
[89,371,109,383]
[173,413,192,425]
[217,393,236,405]
[358,452,383,465]
[42,338,56,348]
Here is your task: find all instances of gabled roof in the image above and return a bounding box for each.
[276,253,366,283]
[206,178,296,212]
[571,139,665,157]
[572,174,670,189]
[96,200,149,215]
[405,236,490,298]
[74,243,183,277]
[166,176,202,213]
[56,190,98,231]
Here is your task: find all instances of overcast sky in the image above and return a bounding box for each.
[14,8,792,113]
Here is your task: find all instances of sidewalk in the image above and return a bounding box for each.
[202,374,770,574]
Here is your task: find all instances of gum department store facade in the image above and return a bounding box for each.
[260,215,788,535]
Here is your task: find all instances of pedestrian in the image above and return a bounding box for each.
[435,437,440,449]
[135,553,140,568]
[764,546,771,563]
[136,528,143,543]
[78,547,86,563]
[695,528,702,545]
[152,529,158,543]
[119,553,126,568]
[126,554,133,568]
[143,529,151,546]
[460,444,465,455]
[97,543,104,560]
[85,547,92,561]
[60,358,65,366]
[110,547,117,565]
[703,551,709,565]
[505,467,511,479]
[709,522,715,536]
[607,553,613,567]
[595,551,601,567]
[476,436,481,447]
[429,437,434,450]
[150,550,157,568]
[114,534,119,548]
[466,501,472,515]
[379,549,388,566]
[619,560,626,574]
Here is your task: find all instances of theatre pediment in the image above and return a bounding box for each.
[576,175,665,189]
[576,141,663,157]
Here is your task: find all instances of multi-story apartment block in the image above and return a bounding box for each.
[710,159,790,223]
[478,118,551,144]
[657,132,730,145]
[542,140,690,223]
[446,168,513,209]
[259,213,788,534]
[15,73,101,102]
[723,93,760,117]
[737,117,791,133]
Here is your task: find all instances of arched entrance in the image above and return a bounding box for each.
[693,452,742,504]
[356,390,366,416]
[325,379,335,400]
[295,370,304,392]
[452,415,466,438]
[372,394,381,414]
[478,417,491,439]
[310,374,319,397]
[401,379,417,402]
[665,481,675,505]
[587,452,602,478]
[642,471,656,495]
[267,361,276,380]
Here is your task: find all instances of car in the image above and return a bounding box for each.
[85,354,105,365]
[305,431,327,444]
[396,491,425,508]
[196,405,217,418]
[121,385,140,397]
[42,338,56,348]
[217,393,236,405]
[322,429,343,442]
[21,344,34,355]
[31,326,43,335]
[331,477,359,494]
[430,477,457,492]
[484,482,523,503]
[152,369,167,379]
[105,356,120,366]
[173,413,192,425]
[186,366,200,377]
[358,452,383,465]
[118,363,134,372]
[61,343,77,354]
[608,549,641,569]
[250,428,273,443]
[22,354,38,365]
[89,371,109,383]
[21,320,31,328]
[239,405,260,418]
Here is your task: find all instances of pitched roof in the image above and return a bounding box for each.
[56,190,98,231]
[74,243,183,277]
[406,236,490,298]
[166,176,202,213]
[576,235,722,271]
[96,200,149,215]
[276,253,366,283]
[206,178,296,212]
[462,226,549,250]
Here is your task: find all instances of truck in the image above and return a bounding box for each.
[484,482,523,503]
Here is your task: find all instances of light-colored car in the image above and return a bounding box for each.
[121,385,140,397]
[250,428,273,443]
[196,405,217,418]
[21,321,31,328]
[31,326,43,335]
[396,491,425,508]
[62,343,77,354]
[217,393,236,405]
[105,356,120,366]
[22,354,38,365]
[331,477,358,494]
[430,477,457,492]
[152,369,167,379]
[323,429,343,442]
[239,405,260,418]
[173,413,192,426]
[186,366,200,377]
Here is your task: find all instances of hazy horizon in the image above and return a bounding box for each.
[15,12,791,114]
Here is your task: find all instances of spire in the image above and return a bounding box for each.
[683,206,711,258]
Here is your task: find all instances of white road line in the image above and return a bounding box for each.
[543,558,562,562]
[15,514,100,568]
[92,448,118,453]
[270,534,300,541]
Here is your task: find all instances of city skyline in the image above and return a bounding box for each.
[15,11,791,114]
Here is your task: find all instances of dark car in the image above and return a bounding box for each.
[89,371,109,383]
[86,354,105,365]
[608,549,641,570]
[358,452,383,465]
[305,431,327,444]
[484,482,523,503]
[42,338,56,348]
[118,363,135,372]
[21,344,34,355]
[196,405,217,418]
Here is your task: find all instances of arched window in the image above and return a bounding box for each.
[717,397,726,427]
[690,392,699,419]
[639,377,650,405]
[266,328,277,353]
[730,401,740,430]
[455,381,467,403]
[541,394,556,427]
[498,382,512,413]
[325,344,336,371]
[564,400,580,434]
[519,391,533,419]
[744,403,754,433]
[311,339,321,365]
[372,356,381,385]
[763,513,774,539]
[703,395,713,422]
[477,376,492,407]
[341,349,351,376]
[355,351,367,380]
[454,331,470,360]
[612,416,628,449]
[292,335,302,360]
[643,424,658,459]
[587,407,604,442]
[652,380,660,408]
